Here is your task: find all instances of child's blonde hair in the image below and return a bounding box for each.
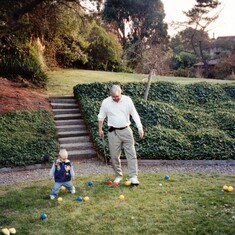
[59,149,68,160]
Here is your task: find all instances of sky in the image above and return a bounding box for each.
[162,0,235,38]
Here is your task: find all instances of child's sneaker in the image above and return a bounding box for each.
[50,195,55,200]
[70,186,76,194]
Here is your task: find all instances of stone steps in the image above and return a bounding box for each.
[50,96,97,160]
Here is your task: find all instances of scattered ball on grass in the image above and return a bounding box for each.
[1,228,10,235]
[40,213,47,220]
[57,197,63,203]
[164,175,169,180]
[84,196,90,202]
[9,228,16,234]
[227,186,234,192]
[77,196,83,202]
[223,185,229,191]
[60,186,66,192]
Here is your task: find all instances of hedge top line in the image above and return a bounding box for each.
[73,81,235,105]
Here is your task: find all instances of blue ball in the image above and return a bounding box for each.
[40,213,47,220]
[77,196,83,202]
[88,181,93,186]
[164,175,169,180]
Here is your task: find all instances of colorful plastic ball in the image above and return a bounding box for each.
[227,186,234,192]
[88,181,93,186]
[1,228,10,235]
[40,213,47,220]
[77,196,83,202]
[113,182,119,187]
[125,181,131,186]
[9,228,16,234]
[57,197,63,203]
[119,195,125,200]
[84,196,90,202]
[107,180,112,185]
[164,175,169,180]
[60,186,66,192]
[223,185,229,191]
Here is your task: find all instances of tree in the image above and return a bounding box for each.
[183,0,221,76]
[139,44,170,100]
[0,0,121,70]
[214,37,235,52]
[102,0,168,69]
[169,28,210,69]
[86,24,123,71]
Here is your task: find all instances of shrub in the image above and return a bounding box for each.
[0,36,48,87]
[188,128,234,159]
[73,82,235,160]
[222,84,235,99]
[213,111,235,138]
[134,100,192,130]
[185,82,229,105]
[136,126,192,160]
[0,110,59,167]
[146,82,187,104]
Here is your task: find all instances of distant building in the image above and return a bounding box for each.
[195,36,235,68]
[216,36,235,41]
[193,59,219,69]
[210,36,235,58]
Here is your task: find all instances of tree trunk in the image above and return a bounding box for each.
[144,69,155,101]
[199,40,209,77]
[191,33,198,57]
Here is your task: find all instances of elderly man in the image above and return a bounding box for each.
[98,85,144,185]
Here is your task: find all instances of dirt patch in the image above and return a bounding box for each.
[0,77,52,114]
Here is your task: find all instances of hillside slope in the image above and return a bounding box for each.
[0,77,51,114]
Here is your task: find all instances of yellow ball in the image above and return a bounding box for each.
[119,195,125,200]
[84,196,90,202]
[60,186,66,192]
[9,228,16,234]
[227,186,234,192]
[223,185,228,191]
[125,181,131,186]
[1,228,10,235]
[57,197,63,203]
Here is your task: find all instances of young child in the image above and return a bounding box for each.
[49,149,76,199]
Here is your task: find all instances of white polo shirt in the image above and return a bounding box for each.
[98,95,143,130]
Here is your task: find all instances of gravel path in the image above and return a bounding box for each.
[1,158,235,185]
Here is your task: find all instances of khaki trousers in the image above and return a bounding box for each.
[108,126,138,178]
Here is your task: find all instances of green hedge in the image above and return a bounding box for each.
[0,37,48,88]
[0,110,59,167]
[74,82,235,160]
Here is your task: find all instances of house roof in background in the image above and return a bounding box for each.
[194,59,220,67]
[217,36,235,41]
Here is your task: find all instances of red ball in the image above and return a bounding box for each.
[107,180,112,185]
[113,182,119,187]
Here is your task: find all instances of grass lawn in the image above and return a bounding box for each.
[46,69,235,96]
[1,173,234,235]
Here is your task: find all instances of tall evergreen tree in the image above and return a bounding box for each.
[184,0,221,76]
[102,0,168,68]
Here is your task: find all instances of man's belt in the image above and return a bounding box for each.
[108,126,128,132]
